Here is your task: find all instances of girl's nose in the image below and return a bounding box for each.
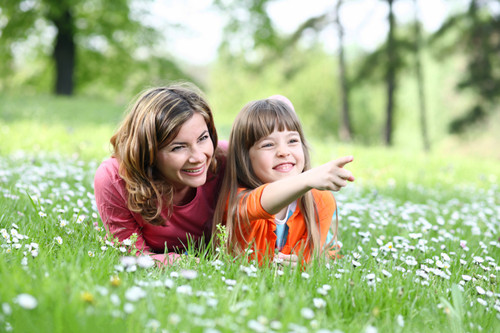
[276,144,290,157]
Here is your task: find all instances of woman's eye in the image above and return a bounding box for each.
[171,146,183,152]
[199,134,209,142]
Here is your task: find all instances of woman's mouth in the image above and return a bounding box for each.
[182,165,205,175]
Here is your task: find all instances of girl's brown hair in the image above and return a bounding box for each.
[111,83,219,225]
[213,98,336,259]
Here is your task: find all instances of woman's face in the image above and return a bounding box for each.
[157,113,214,194]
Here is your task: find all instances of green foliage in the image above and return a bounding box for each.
[0,0,192,97]
[210,47,342,140]
[430,0,500,133]
[214,0,281,59]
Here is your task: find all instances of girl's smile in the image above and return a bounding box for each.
[249,129,305,184]
[273,162,295,172]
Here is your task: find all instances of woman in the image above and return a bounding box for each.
[94,83,226,265]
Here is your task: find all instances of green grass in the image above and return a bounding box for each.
[0,94,125,160]
[0,94,499,332]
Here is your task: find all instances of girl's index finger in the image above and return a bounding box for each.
[334,155,354,168]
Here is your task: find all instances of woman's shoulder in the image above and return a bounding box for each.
[94,157,122,186]
[217,139,229,152]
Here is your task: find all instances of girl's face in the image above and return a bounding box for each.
[249,128,305,184]
[157,113,214,194]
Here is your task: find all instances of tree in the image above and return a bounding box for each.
[49,2,75,95]
[431,0,500,133]
[0,0,185,96]
[214,0,354,141]
[335,0,353,142]
[384,0,396,146]
[412,0,430,151]
[353,0,419,146]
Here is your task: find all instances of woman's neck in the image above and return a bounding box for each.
[173,186,196,206]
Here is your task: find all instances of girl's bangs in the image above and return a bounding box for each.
[246,100,302,147]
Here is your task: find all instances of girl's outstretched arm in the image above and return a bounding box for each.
[260,156,354,215]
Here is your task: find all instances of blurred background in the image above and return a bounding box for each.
[0,0,499,163]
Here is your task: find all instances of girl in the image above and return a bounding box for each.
[213,96,354,266]
[94,83,226,266]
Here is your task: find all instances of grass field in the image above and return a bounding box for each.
[0,94,499,333]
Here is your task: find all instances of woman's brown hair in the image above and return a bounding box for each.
[111,83,218,225]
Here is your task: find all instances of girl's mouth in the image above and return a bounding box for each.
[273,163,294,172]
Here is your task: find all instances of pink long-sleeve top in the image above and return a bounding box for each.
[94,152,226,263]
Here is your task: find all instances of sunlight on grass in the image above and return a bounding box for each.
[0,120,114,161]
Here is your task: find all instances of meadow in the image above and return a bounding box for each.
[0,94,499,333]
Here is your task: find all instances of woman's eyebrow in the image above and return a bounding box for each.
[169,130,209,146]
[197,130,209,138]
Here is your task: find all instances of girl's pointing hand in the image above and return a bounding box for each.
[303,155,355,192]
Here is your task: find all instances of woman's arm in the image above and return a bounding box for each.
[95,162,189,267]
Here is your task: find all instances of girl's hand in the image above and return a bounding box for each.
[304,155,354,192]
[259,156,354,215]
[274,252,299,268]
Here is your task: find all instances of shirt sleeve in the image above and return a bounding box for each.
[94,162,152,253]
[312,190,337,246]
[237,184,275,221]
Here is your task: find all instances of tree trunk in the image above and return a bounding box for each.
[335,0,353,142]
[413,0,430,151]
[52,8,75,95]
[384,0,396,146]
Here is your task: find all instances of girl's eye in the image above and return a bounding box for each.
[289,138,300,144]
[261,142,273,148]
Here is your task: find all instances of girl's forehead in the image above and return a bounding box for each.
[258,128,300,140]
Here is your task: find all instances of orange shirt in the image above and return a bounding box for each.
[232,184,336,264]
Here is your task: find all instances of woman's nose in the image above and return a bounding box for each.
[188,146,205,163]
